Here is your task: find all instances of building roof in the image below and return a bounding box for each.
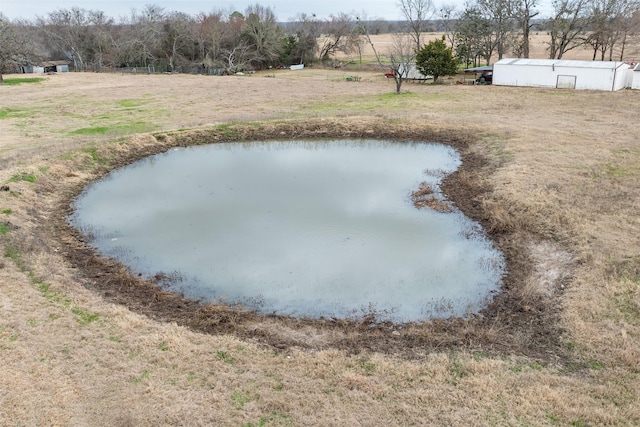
[464,65,493,72]
[40,61,70,67]
[495,58,629,70]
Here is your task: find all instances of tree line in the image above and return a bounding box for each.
[442,0,640,67]
[1,0,639,80]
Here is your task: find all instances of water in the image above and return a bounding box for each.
[70,140,504,322]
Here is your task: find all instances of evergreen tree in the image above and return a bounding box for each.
[415,36,459,83]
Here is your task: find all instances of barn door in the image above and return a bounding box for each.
[556,75,576,89]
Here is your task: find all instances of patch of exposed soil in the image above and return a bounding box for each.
[411,182,453,212]
[49,121,568,361]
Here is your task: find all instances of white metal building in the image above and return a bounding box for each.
[493,58,631,91]
[397,64,431,81]
[632,63,640,90]
[20,61,69,74]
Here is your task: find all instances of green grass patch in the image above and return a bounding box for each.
[448,361,467,385]
[36,280,71,307]
[82,147,109,164]
[214,124,241,139]
[133,370,150,384]
[0,223,10,235]
[71,307,100,325]
[57,151,76,161]
[216,350,234,365]
[603,162,640,178]
[71,126,110,135]
[1,208,12,215]
[545,412,561,424]
[115,122,156,134]
[2,77,46,86]
[8,171,37,183]
[0,108,32,119]
[376,91,420,100]
[116,98,150,109]
[231,390,253,409]
[71,121,156,137]
[359,359,375,374]
[529,361,544,370]
[4,245,20,259]
[509,360,545,373]
[4,244,26,271]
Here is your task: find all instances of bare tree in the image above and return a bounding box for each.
[114,5,165,69]
[39,7,112,71]
[610,0,640,60]
[162,11,195,72]
[352,11,385,64]
[439,4,460,49]
[221,43,254,72]
[193,10,226,70]
[225,11,246,48]
[455,6,496,66]
[287,13,323,65]
[616,1,640,60]
[242,4,282,69]
[318,12,359,63]
[398,0,435,51]
[547,0,592,59]
[588,0,640,60]
[87,10,114,69]
[0,15,39,82]
[477,0,518,60]
[515,0,539,57]
[387,34,418,93]
[357,18,415,93]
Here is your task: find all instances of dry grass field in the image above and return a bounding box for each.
[339,32,640,64]
[0,50,639,426]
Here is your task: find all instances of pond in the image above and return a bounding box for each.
[70,140,504,322]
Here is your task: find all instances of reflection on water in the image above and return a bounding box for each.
[70,140,504,322]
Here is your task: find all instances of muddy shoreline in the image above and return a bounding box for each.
[48,121,567,361]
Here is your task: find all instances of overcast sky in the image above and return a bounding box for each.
[0,0,555,22]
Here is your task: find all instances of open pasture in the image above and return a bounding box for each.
[0,69,639,426]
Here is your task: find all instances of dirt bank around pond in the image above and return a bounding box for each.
[42,120,566,361]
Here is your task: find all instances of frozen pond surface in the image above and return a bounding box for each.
[70,140,505,322]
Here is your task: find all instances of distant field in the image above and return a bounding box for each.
[336,32,640,64]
